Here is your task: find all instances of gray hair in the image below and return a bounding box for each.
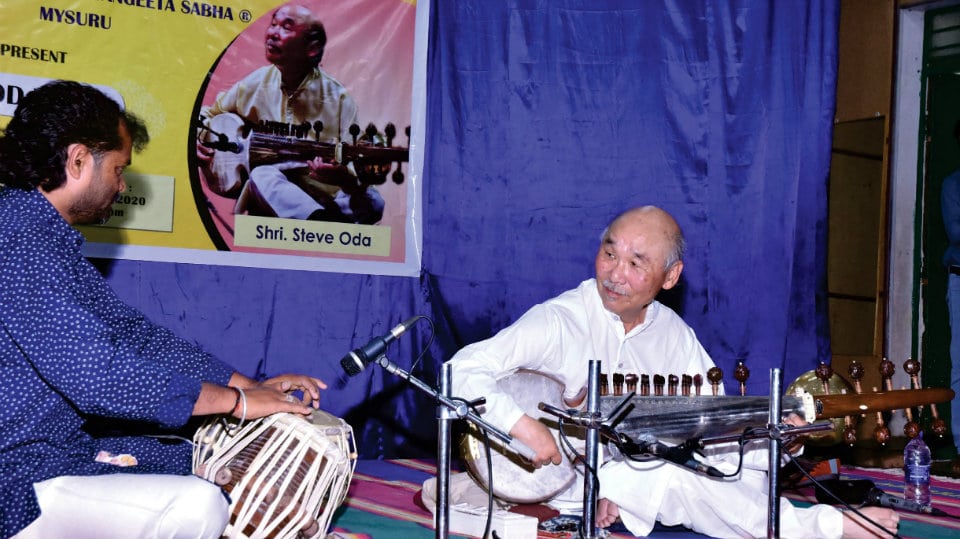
[663,229,686,270]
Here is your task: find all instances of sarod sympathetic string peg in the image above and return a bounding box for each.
[904,358,948,437]
[734,359,749,396]
[902,385,921,439]
[848,360,864,397]
[653,374,665,396]
[844,361,865,445]
[879,357,895,391]
[364,123,378,142]
[904,358,924,416]
[840,386,857,446]
[707,367,722,396]
[389,123,405,185]
[814,361,833,394]
[872,387,891,446]
[613,373,624,396]
[384,123,396,147]
[668,374,679,396]
[875,357,897,445]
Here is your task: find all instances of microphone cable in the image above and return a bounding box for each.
[405,315,435,375]
[782,452,902,538]
[552,418,600,539]
[459,396,500,539]
[557,416,600,489]
[614,427,753,480]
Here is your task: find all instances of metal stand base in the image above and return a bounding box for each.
[538,360,630,539]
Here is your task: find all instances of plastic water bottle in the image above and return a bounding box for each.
[903,432,932,507]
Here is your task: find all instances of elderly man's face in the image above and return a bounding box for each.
[594,211,681,330]
[265,5,313,67]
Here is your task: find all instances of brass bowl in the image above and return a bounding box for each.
[786,369,854,446]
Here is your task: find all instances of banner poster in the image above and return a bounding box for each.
[0,0,426,276]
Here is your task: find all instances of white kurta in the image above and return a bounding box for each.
[449,278,843,538]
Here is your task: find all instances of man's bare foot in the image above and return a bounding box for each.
[841,506,899,538]
[597,498,620,528]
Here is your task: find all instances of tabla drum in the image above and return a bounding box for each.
[459,370,584,504]
[193,411,357,539]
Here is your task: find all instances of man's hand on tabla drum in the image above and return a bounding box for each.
[260,374,327,409]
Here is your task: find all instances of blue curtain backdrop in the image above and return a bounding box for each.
[98,0,839,458]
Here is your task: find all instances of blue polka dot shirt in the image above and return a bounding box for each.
[0,187,236,537]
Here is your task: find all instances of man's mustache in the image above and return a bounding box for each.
[601,279,627,295]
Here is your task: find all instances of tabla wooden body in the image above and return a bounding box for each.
[460,370,584,504]
[193,411,357,539]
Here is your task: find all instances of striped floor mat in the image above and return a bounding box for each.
[329,460,960,538]
[783,464,960,539]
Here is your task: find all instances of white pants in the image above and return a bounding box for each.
[13,474,229,539]
[599,459,843,539]
[237,165,384,223]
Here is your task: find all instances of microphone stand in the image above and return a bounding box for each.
[372,354,536,539]
[691,368,831,539]
[767,368,784,538]
[537,360,635,539]
[438,362,454,539]
[581,360,601,539]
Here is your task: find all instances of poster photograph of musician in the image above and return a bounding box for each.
[193,0,416,263]
[0,0,425,276]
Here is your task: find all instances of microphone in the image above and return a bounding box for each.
[865,487,935,514]
[195,114,243,154]
[650,440,725,478]
[340,316,420,376]
[200,134,242,153]
[627,435,725,478]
